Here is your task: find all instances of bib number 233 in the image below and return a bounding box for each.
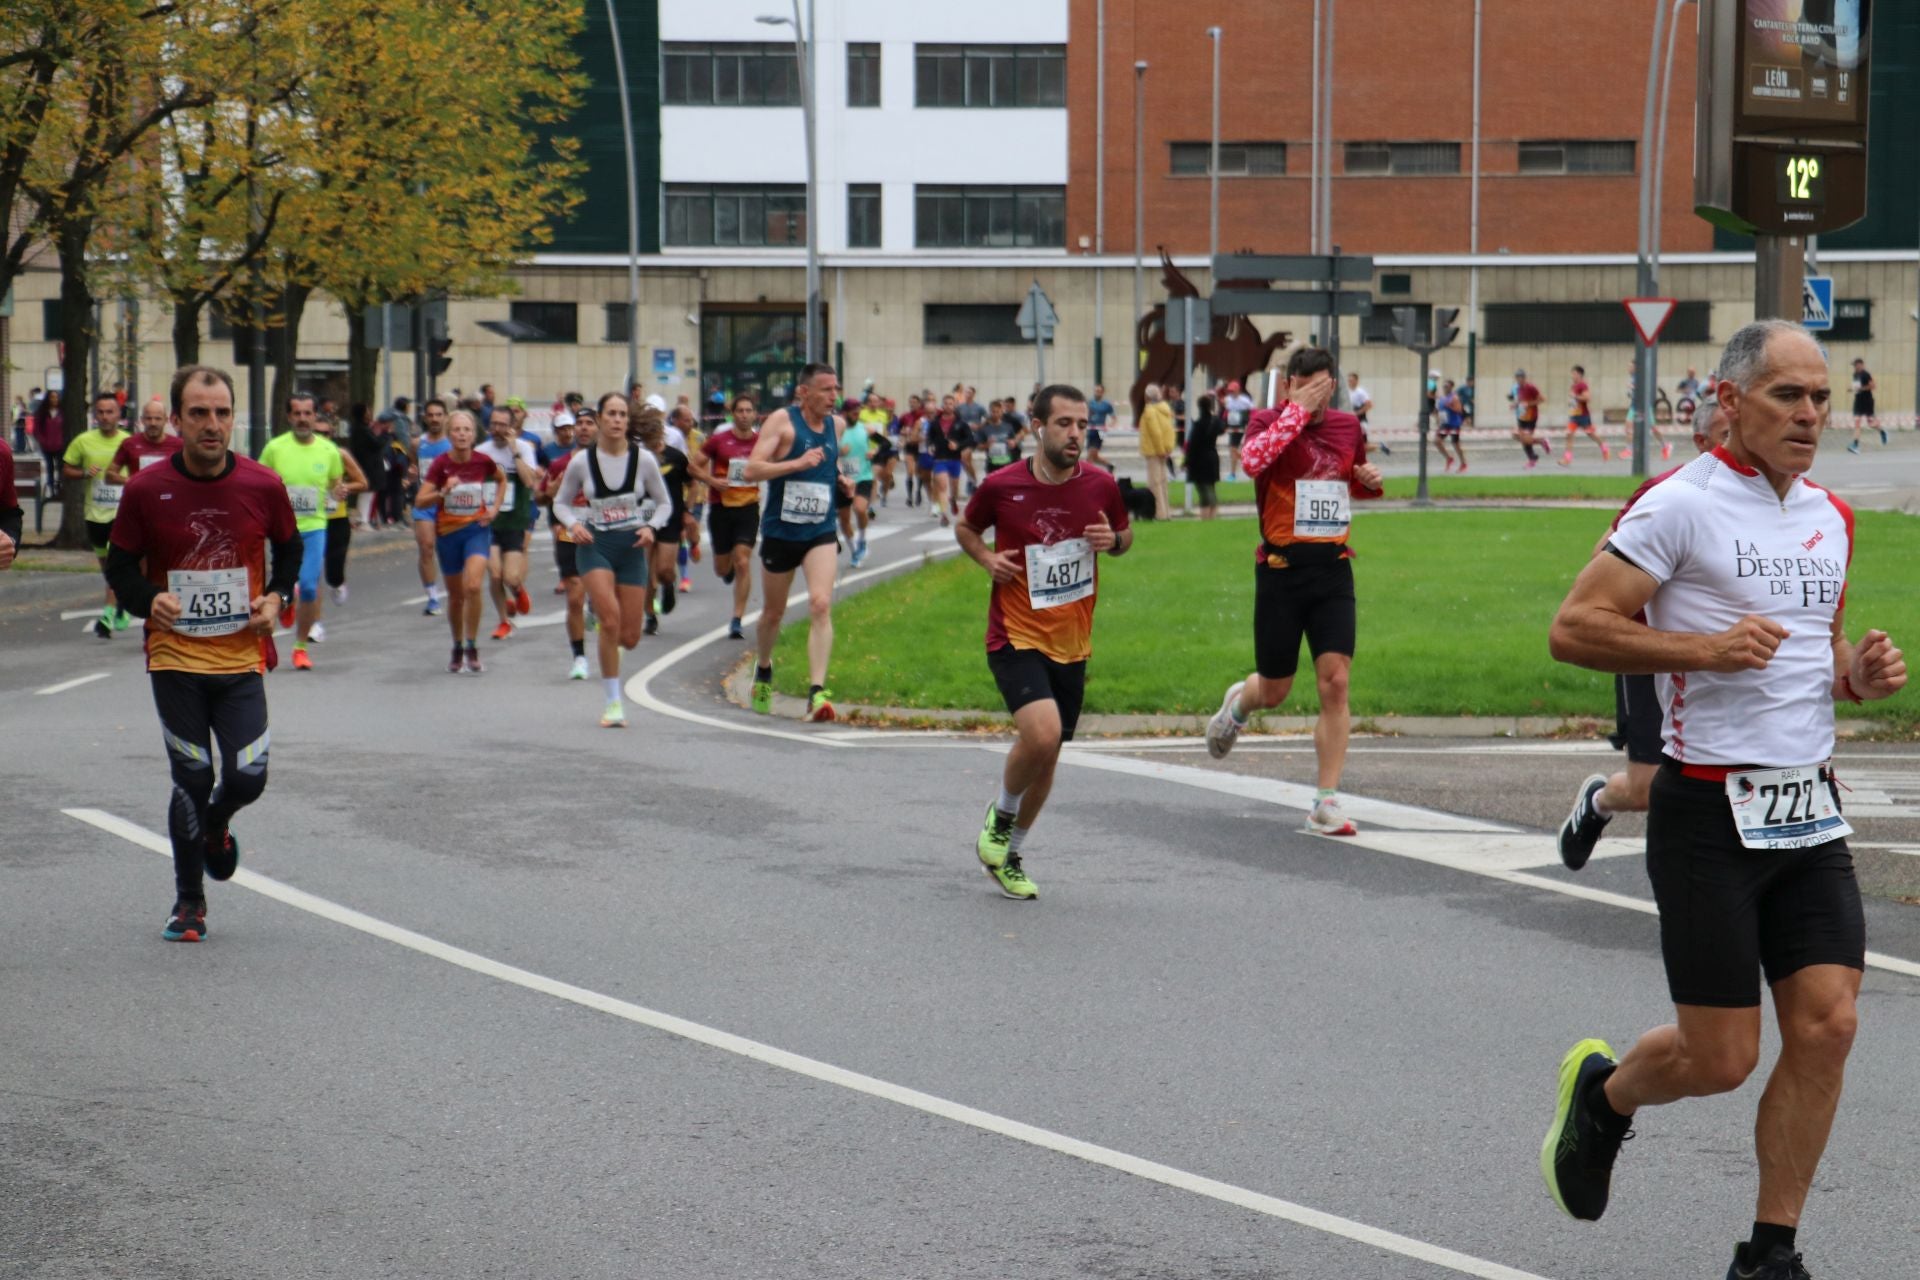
[780,480,831,523]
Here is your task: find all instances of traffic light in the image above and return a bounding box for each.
[1431,307,1461,349]
[429,338,453,377]
[1390,307,1424,348]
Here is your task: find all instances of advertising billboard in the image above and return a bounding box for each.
[1737,0,1871,133]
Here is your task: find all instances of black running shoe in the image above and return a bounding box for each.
[162,899,208,942]
[1727,1243,1813,1280]
[660,579,676,614]
[93,618,112,640]
[206,829,240,881]
[727,619,745,640]
[722,568,736,585]
[1558,774,1610,871]
[1541,1038,1632,1220]
[644,613,659,636]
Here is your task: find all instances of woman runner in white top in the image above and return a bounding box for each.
[549,392,673,727]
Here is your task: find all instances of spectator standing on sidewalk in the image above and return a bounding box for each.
[1138,384,1177,520]
[1185,393,1224,520]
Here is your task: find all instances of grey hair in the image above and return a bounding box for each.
[1717,319,1813,391]
[1693,398,1725,439]
[446,408,478,433]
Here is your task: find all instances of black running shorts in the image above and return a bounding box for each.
[988,645,1087,742]
[490,526,527,553]
[1253,558,1357,681]
[1612,675,1663,765]
[759,530,837,576]
[1645,762,1866,1008]
[552,534,579,580]
[708,502,759,556]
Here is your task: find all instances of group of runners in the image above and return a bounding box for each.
[88,315,1906,1280]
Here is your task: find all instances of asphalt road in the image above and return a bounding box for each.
[4,506,1918,1280]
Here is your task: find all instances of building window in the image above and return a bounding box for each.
[664,184,807,247]
[605,303,631,344]
[924,304,1026,346]
[847,185,882,249]
[1485,301,1711,346]
[1361,303,1430,345]
[508,302,577,344]
[1830,299,1871,342]
[1378,273,1413,296]
[208,307,235,340]
[1169,141,1287,177]
[40,299,62,340]
[1518,140,1636,175]
[914,186,1065,248]
[662,43,801,107]
[914,45,1065,108]
[847,43,880,107]
[1344,142,1462,176]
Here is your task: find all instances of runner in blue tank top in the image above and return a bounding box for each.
[745,362,850,722]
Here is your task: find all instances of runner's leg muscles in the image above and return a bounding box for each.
[1754,963,1862,1227]
[732,547,754,617]
[1311,651,1352,791]
[204,673,269,838]
[461,556,487,641]
[152,672,216,901]
[1603,1004,1762,1115]
[799,543,837,686]
[756,567,796,667]
[1005,698,1064,830]
[585,571,621,674]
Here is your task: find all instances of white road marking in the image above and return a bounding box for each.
[35,672,110,696]
[63,805,1555,1280]
[60,608,102,621]
[858,524,906,543]
[1830,769,1920,819]
[402,594,429,606]
[513,610,569,631]
[911,527,958,543]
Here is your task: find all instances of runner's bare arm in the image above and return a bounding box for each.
[339,453,368,497]
[743,411,818,481]
[955,518,1021,583]
[1550,549,1789,675]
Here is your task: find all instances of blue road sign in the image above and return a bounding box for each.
[1802,276,1835,331]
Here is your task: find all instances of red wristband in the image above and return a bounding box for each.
[1839,673,1864,704]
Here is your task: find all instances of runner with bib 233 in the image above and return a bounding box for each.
[1204,346,1383,836]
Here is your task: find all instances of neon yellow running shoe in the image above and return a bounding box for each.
[976,801,1013,870]
[986,852,1038,901]
[1540,1037,1629,1221]
[806,688,836,722]
[751,680,772,715]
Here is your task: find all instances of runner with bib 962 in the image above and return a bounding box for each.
[1204,346,1384,836]
[957,384,1131,901]
[1541,320,1905,1280]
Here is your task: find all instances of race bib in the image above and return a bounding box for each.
[90,480,124,511]
[727,458,753,488]
[988,439,1011,464]
[839,454,862,479]
[444,483,486,516]
[588,491,643,530]
[780,480,831,524]
[1025,538,1095,611]
[168,567,250,638]
[1293,480,1351,538]
[1726,766,1852,851]
[491,482,516,512]
[288,485,321,518]
[1226,411,1247,428]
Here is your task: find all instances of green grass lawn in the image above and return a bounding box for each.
[776,509,1920,730]
[1204,474,1646,507]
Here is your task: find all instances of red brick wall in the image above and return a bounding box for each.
[1067,0,1712,258]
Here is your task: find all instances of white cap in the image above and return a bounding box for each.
[644,393,668,413]
[552,411,576,428]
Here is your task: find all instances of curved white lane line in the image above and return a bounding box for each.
[64,805,1553,1280]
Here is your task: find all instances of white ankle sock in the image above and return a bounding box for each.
[996,785,1026,817]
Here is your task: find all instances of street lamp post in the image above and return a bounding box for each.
[759,8,820,365]
[1633,0,1694,477]
[1133,61,1147,379]
[1095,0,1106,386]
[1206,28,1222,275]
[605,0,642,392]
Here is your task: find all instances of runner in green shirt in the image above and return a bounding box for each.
[63,391,133,637]
[836,415,875,566]
[258,394,349,669]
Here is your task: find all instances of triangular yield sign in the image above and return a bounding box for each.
[1623,297,1678,345]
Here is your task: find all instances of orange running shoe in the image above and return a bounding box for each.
[514,585,532,614]
[491,621,514,641]
[291,647,314,671]
[278,603,295,630]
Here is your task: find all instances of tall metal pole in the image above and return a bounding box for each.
[796,0,820,364]
[381,302,393,409]
[1094,0,1106,387]
[605,0,641,391]
[1413,349,1433,507]
[1320,0,1335,257]
[1755,237,1804,322]
[1133,61,1146,379]
[1632,0,1669,479]
[1645,0,1694,472]
[1206,27,1222,277]
[1467,0,1482,388]
[1309,0,1322,255]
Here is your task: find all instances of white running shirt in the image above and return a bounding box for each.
[1607,447,1852,766]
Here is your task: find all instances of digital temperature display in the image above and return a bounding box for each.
[1777,153,1828,207]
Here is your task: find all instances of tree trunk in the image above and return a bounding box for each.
[171,296,203,367]
[346,305,377,412]
[52,217,98,551]
[266,280,311,437]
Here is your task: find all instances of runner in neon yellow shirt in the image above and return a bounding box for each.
[258,395,352,669]
[63,391,133,637]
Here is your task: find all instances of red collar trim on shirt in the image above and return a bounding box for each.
[1710,444,1759,477]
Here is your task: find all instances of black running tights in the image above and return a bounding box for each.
[151,671,270,900]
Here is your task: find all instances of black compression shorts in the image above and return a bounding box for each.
[1254,558,1356,680]
[552,534,579,579]
[988,645,1087,741]
[1612,675,1663,765]
[759,530,837,575]
[1645,762,1865,1008]
[708,503,759,556]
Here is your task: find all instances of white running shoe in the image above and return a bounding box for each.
[1205,681,1246,759]
[307,621,326,644]
[332,584,348,605]
[600,699,627,728]
[1308,796,1358,837]
[569,655,590,681]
